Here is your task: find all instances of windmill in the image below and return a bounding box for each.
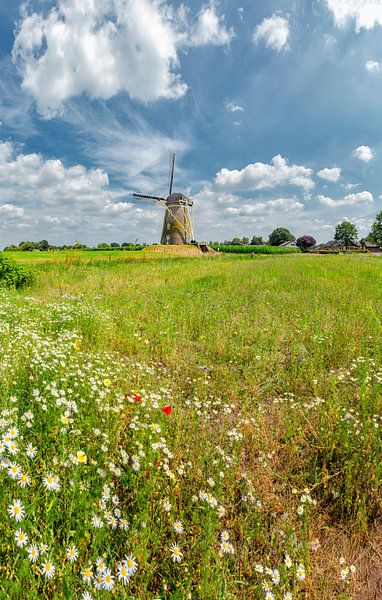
[133,153,195,245]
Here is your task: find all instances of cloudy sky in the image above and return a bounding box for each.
[1,0,382,246]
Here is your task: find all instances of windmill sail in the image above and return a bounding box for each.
[168,153,175,196]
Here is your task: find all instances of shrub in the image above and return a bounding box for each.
[0,255,33,288]
[296,235,316,252]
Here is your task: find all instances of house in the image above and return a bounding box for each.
[280,240,297,247]
[361,240,382,253]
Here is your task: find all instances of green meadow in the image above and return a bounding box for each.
[1,252,381,599]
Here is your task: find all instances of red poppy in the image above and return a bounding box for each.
[162,406,172,416]
[124,393,131,398]
[154,460,161,467]
[133,394,141,403]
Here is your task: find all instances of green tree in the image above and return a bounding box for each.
[37,239,49,251]
[19,241,36,251]
[110,242,120,248]
[250,235,264,245]
[231,237,242,245]
[241,237,249,245]
[269,228,295,246]
[334,221,358,249]
[371,211,382,247]
[97,243,110,249]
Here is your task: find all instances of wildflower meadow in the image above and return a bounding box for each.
[0,252,381,599]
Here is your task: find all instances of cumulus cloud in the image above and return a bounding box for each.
[0,203,25,217]
[215,155,314,192]
[353,145,374,162]
[317,167,342,182]
[13,0,233,117]
[365,60,381,72]
[226,102,244,112]
[317,190,373,207]
[186,2,234,47]
[226,198,304,215]
[325,0,382,32]
[0,141,110,209]
[252,14,290,51]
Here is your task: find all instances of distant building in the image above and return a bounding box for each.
[279,240,297,247]
[361,240,382,253]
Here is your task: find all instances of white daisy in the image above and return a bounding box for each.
[82,566,93,584]
[14,529,28,548]
[101,568,115,590]
[18,473,31,488]
[66,545,78,563]
[124,554,138,577]
[41,561,56,579]
[96,557,107,573]
[27,544,39,563]
[173,521,184,534]
[8,499,25,522]
[170,544,183,563]
[117,562,130,585]
[8,464,21,480]
[26,444,37,458]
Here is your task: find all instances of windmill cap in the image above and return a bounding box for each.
[166,193,193,206]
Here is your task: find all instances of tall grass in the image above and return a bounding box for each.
[0,253,381,598]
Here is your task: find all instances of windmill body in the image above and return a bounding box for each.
[133,154,195,245]
[160,193,193,245]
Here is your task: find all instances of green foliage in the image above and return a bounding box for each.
[250,235,264,245]
[0,255,33,288]
[334,221,358,248]
[269,227,295,246]
[371,210,382,247]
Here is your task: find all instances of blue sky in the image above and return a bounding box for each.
[0,0,382,246]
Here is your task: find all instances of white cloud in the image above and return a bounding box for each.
[325,0,382,32]
[104,201,134,213]
[342,182,359,190]
[0,139,167,245]
[353,145,374,162]
[13,0,233,117]
[252,14,290,52]
[317,190,373,207]
[0,203,25,217]
[365,60,381,72]
[187,2,234,47]
[0,141,110,207]
[226,198,304,215]
[215,155,314,191]
[317,167,342,182]
[226,102,244,112]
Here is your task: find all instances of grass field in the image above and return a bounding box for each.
[1,252,381,599]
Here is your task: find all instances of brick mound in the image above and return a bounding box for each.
[143,245,203,257]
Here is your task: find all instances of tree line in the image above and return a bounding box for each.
[216,210,382,251]
[3,211,382,252]
[3,241,143,252]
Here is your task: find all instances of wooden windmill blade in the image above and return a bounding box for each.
[168,153,176,196]
[133,193,166,202]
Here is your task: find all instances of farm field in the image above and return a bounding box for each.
[1,252,382,599]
